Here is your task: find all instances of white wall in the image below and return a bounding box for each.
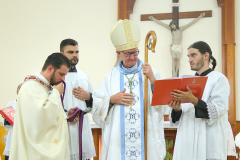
[0,0,239,120]
[0,0,118,113]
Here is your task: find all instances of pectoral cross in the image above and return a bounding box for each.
[124,73,136,110]
[129,101,135,110]
[141,0,212,26]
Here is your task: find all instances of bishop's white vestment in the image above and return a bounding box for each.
[170,70,230,160]
[93,59,167,160]
[63,69,96,160]
[9,73,70,160]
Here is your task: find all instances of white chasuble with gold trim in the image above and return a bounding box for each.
[9,73,70,160]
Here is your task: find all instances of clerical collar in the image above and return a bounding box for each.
[195,68,213,76]
[122,62,138,70]
[69,66,77,72]
[35,72,50,85]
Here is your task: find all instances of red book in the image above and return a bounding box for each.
[0,106,15,126]
[151,76,208,106]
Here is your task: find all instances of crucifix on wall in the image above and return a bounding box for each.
[141,0,212,77]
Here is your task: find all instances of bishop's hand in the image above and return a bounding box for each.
[142,63,156,84]
[110,88,134,106]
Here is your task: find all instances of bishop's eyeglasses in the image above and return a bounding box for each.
[121,50,140,57]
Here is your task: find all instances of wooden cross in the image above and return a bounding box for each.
[141,0,212,26]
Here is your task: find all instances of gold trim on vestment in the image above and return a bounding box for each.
[56,116,60,122]
[53,139,59,144]
[24,76,52,91]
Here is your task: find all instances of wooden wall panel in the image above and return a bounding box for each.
[218,0,236,124]
[118,0,136,20]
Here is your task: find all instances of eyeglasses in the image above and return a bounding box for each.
[122,50,140,57]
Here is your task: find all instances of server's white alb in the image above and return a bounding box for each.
[63,69,96,160]
[170,71,230,160]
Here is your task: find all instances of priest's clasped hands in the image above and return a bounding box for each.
[169,86,199,110]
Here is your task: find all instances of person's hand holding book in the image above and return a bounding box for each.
[170,86,198,106]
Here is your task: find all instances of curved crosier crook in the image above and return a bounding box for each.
[145,31,157,58]
[144,30,157,160]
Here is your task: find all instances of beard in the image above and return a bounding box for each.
[71,57,79,66]
[50,70,61,85]
[191,57,204,71]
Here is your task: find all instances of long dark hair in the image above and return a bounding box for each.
[188,41,216,70]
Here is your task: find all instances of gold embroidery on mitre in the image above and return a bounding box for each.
[116,41,139,52]
[53,139,59,144]
[115,19,139,51]
[192,79,196,83]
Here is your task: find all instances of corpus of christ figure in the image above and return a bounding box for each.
[149,12,205,77]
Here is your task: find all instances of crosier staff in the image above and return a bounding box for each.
[144,31,157,160]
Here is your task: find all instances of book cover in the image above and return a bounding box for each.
[0,106,15,126]
[151,76,208,106]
